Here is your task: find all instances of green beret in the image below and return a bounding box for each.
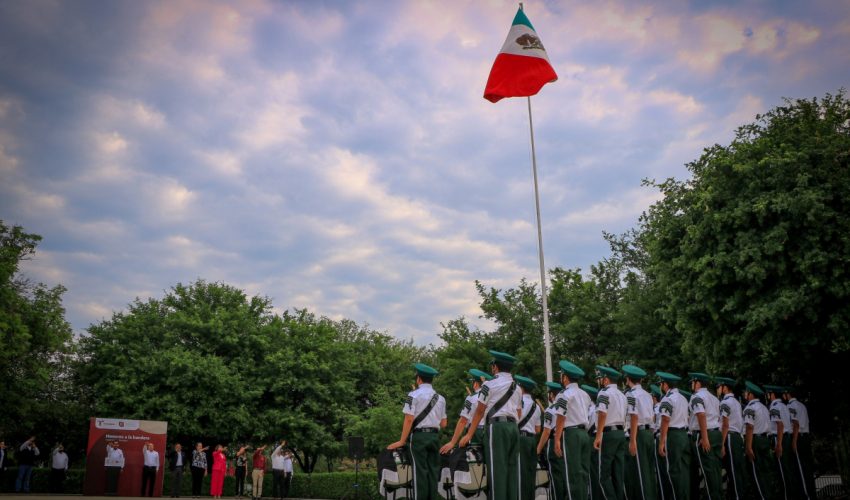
[621,364,647,379]
[688,372,712,383]
[595,365,622,380]
[656,371,682,383]
[467,368,493,382]
[559,360,585,379]
[514,375,537,390]
[489,350,517,366]
[714,376,736,387]
[580,384,599,397]
[763,385,784,395]
[413,363,439,377]
[545,381,563,392]
[744,381,764,396]
[679,389,692,400]
[650,384,662,398]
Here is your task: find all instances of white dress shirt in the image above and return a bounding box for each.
[403,383,447,428]
[52,451,69,470]
[720,394,744,434]
[554,383,592,428]
[143,448,160,469]
[519,393,540,433]
[626,384,654,426]
[597,383,627,427]
[478,372,522,421]
[769,399,792,435]
[659,388,689,429]
[787,398,810,433]
[744,399,770,435]
[689,387,721,431]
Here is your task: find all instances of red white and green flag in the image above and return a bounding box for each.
[484,7,558,103]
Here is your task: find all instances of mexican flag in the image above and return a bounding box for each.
[484,7,558,103]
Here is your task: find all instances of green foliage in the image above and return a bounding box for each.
[0,221,76,443]
[640,92,850,420]
[0,467,85,493]
[77,281,421,472]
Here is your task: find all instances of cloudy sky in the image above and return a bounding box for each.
[1,1,848,344]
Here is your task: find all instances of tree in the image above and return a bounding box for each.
[0,221,75,443]
[639,91,850,427]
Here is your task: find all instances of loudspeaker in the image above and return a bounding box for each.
[348,436,364,459]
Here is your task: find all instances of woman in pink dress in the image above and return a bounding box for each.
[210,445,227,498]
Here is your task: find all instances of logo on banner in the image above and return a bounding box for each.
[95,418,140,430]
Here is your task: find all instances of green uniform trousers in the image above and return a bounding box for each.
[469,426,485,447]
[792,433,815,500]
[692,429,723,500]
[747,434,775,500]
[598,428,626,500]
[484,420,520,500]
[723,432,747,499]
[561,427,591,500]
[547,438,566,500]
[519,433,538,500]
[410,431,440,500]
[772,434,794,500]
[625,429,658,500]
[589,433,602,500]
[660,428,691,500]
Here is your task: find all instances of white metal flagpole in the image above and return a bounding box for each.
[526,95,554,382]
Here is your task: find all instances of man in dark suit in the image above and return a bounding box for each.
[167,443,188,498]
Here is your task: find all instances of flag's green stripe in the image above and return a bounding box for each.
[512,8,535,30]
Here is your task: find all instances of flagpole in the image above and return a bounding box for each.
[526,96,554,383]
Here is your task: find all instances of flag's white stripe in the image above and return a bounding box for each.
[498,24,551,60]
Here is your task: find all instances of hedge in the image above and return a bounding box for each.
[1,467,379,498]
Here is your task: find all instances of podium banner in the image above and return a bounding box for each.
[84,417,168,496]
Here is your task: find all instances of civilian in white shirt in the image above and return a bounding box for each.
[105,440,125,496]
[282,451,294,499]
[271,440,287,499]
[50,444,69,493]
[142,442,160,497]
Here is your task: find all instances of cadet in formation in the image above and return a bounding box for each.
[593,366,627,500]
[515,375,541,500]
[766,385,793,498]
[687,372,723,500]
[784,387,815,499]
[441,368,493,454]
[553,360,592,500]
[459,350,523,500]
[581,383,600,500]
[743,381,774,499]
[657,372,691,499]
[387,363,447,500]
[537,381,565,500]
[623,365,657,500]
[716,376,747,499]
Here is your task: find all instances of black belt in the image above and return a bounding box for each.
[489,416,516,423]
[636,425,652,430]
[144,465,157,469]
[754,433,768,438]
[566,424,586,430]
[669,427,687,432]
[605,425,624,430]
[520,431,535,437]
[414,427,439,433]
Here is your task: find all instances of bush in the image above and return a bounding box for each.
[1,467,85,493]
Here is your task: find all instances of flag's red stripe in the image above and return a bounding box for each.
[483,53,557,103]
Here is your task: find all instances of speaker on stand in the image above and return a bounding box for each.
[342,436,365,499]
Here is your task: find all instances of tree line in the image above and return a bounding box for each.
[1,91,848,477]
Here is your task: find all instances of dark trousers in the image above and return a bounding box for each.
[50,468,66,493]
[191,466,205,496]
[272,470,284,498]
[15,464,33,492]
[235,465,247,496]
[409,431,440,500]
[282,472,292,498]
[171,466,184,497]
[142,465,157,496]
[105,466,122,495]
